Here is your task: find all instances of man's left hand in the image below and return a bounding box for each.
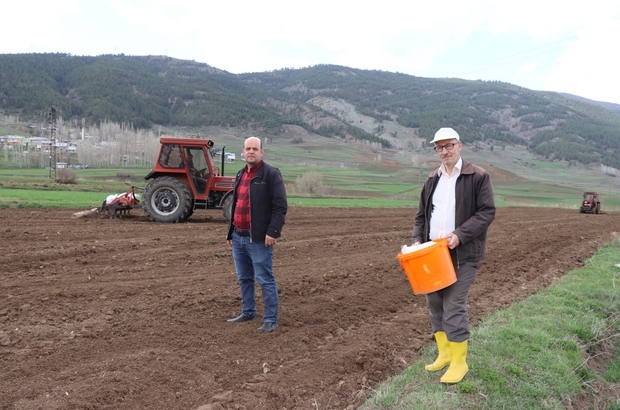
[265,235,277,247]
[447,234,460,249]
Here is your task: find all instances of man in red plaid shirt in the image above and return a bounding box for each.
[226,137,288,332]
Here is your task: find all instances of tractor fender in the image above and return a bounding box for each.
[144,171,158,180]
[144,172,192,191]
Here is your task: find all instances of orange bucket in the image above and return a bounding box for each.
[397,238,456,295]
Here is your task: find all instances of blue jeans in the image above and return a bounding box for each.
[231,232,279,323]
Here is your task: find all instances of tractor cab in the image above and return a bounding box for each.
[583,192,597,201]
[183,146,210,195]
[143,137,236,223]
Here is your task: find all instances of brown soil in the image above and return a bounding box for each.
[1,207,619,410]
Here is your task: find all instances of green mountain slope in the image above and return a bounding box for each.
[1,54,620,169]
[239,66,620,169]
[0,53,283,129]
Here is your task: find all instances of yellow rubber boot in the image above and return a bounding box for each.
[440,340,469,383]
[425,331,451,371]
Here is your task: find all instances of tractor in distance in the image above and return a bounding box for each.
[579,191,601,214]
[142,137,236,223]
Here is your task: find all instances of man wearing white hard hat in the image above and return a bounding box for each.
[411,127,496,383]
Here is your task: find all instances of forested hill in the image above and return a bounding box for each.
[1,53,620,169]
[239,66,620,169]
[0,53,281,130]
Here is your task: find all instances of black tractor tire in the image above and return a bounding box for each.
[221,192,234,224]
[595,203,600,214]
[143,177,192,223]
[186,201,195,220]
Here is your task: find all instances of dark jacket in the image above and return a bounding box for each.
[226,161,288,242]
[412,159,495,264]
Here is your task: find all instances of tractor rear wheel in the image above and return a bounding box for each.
[143,177,192,223]
[185,199,195,220]
[221,192,234,224]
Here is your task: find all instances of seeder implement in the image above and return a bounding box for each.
[99,186,141,218]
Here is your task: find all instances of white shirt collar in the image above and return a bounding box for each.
[438,157,463,177]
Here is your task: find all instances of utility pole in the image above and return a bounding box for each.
[48,106,57,179]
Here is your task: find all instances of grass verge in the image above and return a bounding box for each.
[360,238,620,409]
[0,187,112,209]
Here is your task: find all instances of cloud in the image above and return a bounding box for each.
[545,25,620,102]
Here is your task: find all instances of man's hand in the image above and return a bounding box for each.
[265,235,277,247]
[446,233,460,249]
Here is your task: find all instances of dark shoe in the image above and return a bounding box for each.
[227,314,254,323]
[257,322,278,332]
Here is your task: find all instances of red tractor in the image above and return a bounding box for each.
[579,191,601,214]
[142,137,236,223]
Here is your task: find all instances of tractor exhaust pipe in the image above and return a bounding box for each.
[221,145,226,176]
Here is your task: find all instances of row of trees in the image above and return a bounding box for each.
[75,121,161,168]
[2,116,161,168]
[312,123,391,148]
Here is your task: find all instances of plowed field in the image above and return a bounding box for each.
[2,207,619,409]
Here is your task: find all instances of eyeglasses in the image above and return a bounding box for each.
[434,142,458,152]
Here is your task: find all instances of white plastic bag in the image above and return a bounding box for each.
[400,241,435,254]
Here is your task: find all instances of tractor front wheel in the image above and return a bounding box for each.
[143,177,192,223]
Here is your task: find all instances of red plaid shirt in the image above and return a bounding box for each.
[233,161,262,230]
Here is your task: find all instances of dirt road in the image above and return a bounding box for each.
[1,207,619,409]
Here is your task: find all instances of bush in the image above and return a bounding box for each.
[116,173,134,182]
[56,169,77,184]
[294,171,326,195]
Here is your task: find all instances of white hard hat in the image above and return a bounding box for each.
[430,127,460,144]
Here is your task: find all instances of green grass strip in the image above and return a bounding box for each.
[360,239,620,409]
[0,187,115,209]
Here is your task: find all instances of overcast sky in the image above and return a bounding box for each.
[3,1,620,104]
